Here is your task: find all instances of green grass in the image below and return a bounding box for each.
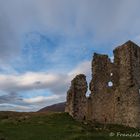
[0,112,139,140]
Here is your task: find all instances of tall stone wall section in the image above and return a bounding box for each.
[65,40,140,128]
[65,74,87,120]
[89,53,115,124]
[113,42,140,128]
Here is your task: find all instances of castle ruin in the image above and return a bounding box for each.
[65,40,140,128]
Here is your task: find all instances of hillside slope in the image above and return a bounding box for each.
[38,102,65,112]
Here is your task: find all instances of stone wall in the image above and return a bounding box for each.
[65,74,87,120]
[89,53,115,123]
[113,41,140,128]
[65,40,140,128]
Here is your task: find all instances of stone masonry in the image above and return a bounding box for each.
[65,74,87,120]
[65,40,140,128]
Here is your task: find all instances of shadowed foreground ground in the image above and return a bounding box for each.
[0,112,139,140]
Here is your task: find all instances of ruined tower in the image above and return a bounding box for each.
[112,41,140,128]
[65,40,140,128]
[65,74,88,120]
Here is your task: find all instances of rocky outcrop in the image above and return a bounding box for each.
[65,40,140,128]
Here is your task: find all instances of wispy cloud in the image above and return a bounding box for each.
[0,103,33,112]
[0,60,91,94]
[68,61,91,77]
[0,72,67,94]
[23,95,60,104]
[1,0,140,62]
[0,61,91,111]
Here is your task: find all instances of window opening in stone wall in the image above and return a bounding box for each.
[83,116,86,120]
[108,81,113,87]
[110,56,114,63]
[86,90,90,97]
[86,80,91,97]
[117,97,120,102]
[134,50,138,58]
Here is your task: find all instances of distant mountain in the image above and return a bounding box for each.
[38,102,65,112]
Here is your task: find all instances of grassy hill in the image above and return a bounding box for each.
[38,102,65,112]
[0,112,139,140]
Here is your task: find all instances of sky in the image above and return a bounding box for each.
[1,0,140,111]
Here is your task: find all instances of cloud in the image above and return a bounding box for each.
[0,103,32,112]
[0,14,20,61]
[68,61,91,77]
[0,72,68,95]
[1,0,140,62]
[0,61,90,94]
[23,95,60,104]
[0,0,140,81]
[0,92,18,102]
[0,60,91,94]
[0,60,91,111]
